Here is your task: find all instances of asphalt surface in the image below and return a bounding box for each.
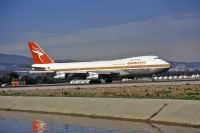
[1,80,200,91]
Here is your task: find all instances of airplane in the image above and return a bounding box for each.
[28,41,171,83]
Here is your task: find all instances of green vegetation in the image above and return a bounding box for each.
[0,84,200,100]
[1,69,200,85]
[0,72,19,84]
[0,72,65,85]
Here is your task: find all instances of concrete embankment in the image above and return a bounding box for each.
[0,96,199,127]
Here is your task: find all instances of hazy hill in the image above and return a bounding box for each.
[0,54,32,72]
[169,62,200,71]
[0,53,33,65]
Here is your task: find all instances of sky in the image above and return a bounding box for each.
[0,0,200,62]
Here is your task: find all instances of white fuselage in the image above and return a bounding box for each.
[32,56,171,76]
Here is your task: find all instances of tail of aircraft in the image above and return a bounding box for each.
[28,41,54,64]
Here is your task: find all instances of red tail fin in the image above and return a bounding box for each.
[28,41,54,64]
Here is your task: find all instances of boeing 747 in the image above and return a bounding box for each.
[28,41,171,83]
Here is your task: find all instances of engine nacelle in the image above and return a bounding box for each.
[86,72,99,80]
[54,72,66,79]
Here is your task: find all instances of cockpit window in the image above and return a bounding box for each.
[154,57,160,59]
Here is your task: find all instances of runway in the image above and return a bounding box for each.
[1,80,200,91]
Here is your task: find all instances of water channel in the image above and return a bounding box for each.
[0,110,199,133]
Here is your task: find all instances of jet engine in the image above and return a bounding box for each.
[86,72,99,80]
[54,72,66,79]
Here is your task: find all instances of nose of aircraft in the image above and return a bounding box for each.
[162,60,171,69]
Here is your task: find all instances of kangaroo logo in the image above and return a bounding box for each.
[32,47,44,62]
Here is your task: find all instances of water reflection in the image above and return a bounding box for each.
[0,110,199,133]
[32,120,47,133]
